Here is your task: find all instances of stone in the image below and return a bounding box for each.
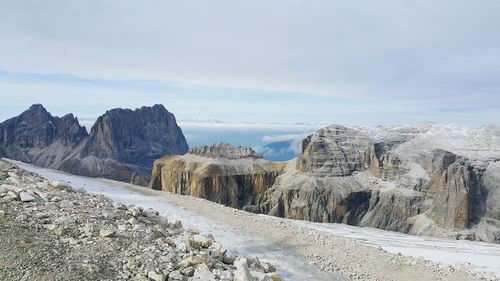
[7,191,18,200]
[112,201,126,210]
[15,214,27,221]
[99,229,116,238]
[19,191,36,202]
[233,263,252,281]
[260,262,276,273]
[102,210,117,219]
[173,220,182,229]
[0,210,5,217]
[208,242,226,258]
[58,200,74,208]
[168,270,187,281]
[144,208,159,217]
[192,263,215,281]
[180,267,195,277]
[53,226,65,236]
[188,234,213,249]
[147,271,165,281]
[50,181,72,190]
[249,270,271,281]
[128,206,141,217]
[117,224,129,231]
[178,256,206,268]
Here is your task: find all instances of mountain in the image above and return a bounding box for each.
[0,104,88,168]
[150,123,500,243]
[0,104,188,185]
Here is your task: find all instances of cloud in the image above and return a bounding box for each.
[1,0,500,102]
[179,122,324,132]
[261,133,311,143]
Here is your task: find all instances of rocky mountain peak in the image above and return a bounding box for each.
[0,104,88,166]
[1,104,188,186]
[27,103,48,113]
[297,124,372,176]
[189,143,262,159]
[82,104,188,164]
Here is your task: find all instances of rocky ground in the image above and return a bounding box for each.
[0,160,280,281]
[116,183,500,281]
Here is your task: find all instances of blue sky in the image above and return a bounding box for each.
[1,0,500,144]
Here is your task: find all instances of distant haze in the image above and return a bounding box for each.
[1,1,499,136]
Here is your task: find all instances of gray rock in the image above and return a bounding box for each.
[58,200,74,208]
[53,226,65,236]
[19,191,36,202]
[99,229,116,238]
[188,143,262,159]
[168,270,187,281]
[233,258,252,281]
[192,263,215,281]
[188,234,213,249]
[147,271,166,281]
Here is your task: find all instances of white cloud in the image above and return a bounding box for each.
[1,0,499,101]
[262,133,311,143]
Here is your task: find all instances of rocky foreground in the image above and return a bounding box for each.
[0,160,280,281]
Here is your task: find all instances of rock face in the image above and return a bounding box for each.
[150,124,500,243]
[60,105,188,184]
[189,142,261,159]
[150,143,285,209]
[0,104,88,168]
[0,104,188,185]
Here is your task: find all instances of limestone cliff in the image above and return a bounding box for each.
[150,124,500,243]
[150,143,285,209]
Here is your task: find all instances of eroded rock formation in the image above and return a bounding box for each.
[151,124,500,243]
[150,143,285,209]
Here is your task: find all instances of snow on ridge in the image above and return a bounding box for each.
[352,123,500,161]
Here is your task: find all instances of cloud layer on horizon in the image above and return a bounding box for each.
[1,1,500,125]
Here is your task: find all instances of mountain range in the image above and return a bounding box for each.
[0,104,188,185]
[150,124,500,243]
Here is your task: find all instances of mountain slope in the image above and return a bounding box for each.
[0,104,188,185]
[0,104,88,168]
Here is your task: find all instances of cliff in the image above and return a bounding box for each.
[150,143,285,209]
[60,104,188,184]
[150,124,500,243]
[0,104,188,185]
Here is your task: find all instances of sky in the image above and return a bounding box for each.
[1,0,500,148]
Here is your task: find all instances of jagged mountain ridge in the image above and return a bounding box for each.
[150,123,500,243]
[0,104,88,168]
[0,104,188,185]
